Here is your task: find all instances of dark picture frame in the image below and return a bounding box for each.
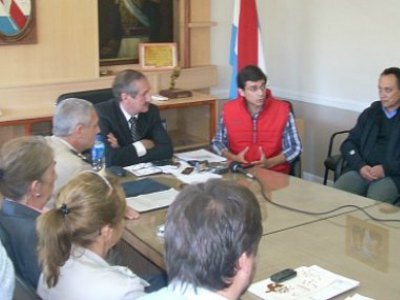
[0,0,37,45]
[98,0,174,66]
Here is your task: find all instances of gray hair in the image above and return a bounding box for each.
[53,98,94,137]
[112,69,146,101]
[0,136,54,200]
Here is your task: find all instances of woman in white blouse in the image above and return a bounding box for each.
[36,172,147,300]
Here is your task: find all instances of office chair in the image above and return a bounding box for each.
[281,100,303,178]
[323,130,350,185]
[57,88,113,105]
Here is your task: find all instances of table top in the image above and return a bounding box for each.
[122,167,377,270]
[245,204,400,300]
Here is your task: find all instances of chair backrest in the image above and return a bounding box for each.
[57,88,113,105]
[280,99,303,177]
[291,118,304,177]
[323,130,350,184]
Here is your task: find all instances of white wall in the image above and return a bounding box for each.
[211,0,400,113]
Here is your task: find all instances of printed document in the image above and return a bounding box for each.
[249,265,359,300]
[126,188,179,212]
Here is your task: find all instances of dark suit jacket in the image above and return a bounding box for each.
[96,99,173,167]
[0,199,41,289]
[341,101,400,191]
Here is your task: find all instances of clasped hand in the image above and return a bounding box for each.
[359,165,385,181]
[231,146,275,168]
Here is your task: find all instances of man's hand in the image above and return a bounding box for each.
[253,147,267,166]
[107,132,119,148]
[223,147,249,164]
[254,147,286,169]
[370,164,385,179]
[359,165,378,181]
[124,206,140,220]
[140,139,155,150]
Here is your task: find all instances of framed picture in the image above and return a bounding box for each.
[345,215,389,272]
[0,0,37,45]
[98,0,174,66]
[139,42,177,70]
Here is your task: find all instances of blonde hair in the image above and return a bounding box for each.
[0,136,54,200]
[37,172,126,287]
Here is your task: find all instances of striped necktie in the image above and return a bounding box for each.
[129,117,140,142]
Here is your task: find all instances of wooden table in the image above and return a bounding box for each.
[246,204,400,300]
[122,167,376,270]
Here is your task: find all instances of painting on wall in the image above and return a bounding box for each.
[99,0,174,65]
[0,0,36,45]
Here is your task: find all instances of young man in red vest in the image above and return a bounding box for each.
[211,65,302,174]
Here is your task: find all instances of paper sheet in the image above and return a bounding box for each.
[174,149,226,163]
[249,265,359,300]
[126,188,179,212]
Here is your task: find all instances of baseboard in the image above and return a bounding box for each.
[302,171,334,186]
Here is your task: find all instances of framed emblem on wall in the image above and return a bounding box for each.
[0,0,36,45]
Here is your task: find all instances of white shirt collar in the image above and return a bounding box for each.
[119,103,138,122]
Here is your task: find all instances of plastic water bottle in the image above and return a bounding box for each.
[91,135,105,172]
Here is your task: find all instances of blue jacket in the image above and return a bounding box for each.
[0,200,40,289]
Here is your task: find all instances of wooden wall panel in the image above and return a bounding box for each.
[0,0,98,85]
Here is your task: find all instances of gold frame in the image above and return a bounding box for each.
[139,42,177,70]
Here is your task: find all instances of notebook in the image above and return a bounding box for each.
[121,178,170,197]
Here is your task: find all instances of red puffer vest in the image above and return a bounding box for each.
[223,91,290,173]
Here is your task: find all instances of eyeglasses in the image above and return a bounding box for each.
[245,84,266,93]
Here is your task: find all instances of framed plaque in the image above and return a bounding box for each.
[139,42,177,70]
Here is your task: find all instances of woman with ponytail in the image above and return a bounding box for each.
[36,172,147,300]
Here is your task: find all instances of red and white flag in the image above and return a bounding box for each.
[229,0,266,98]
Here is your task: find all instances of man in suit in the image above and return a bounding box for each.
[334,67,400,204]
[139,179,262,300]
[96,69,173,167]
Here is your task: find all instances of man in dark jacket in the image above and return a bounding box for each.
[334,67,400,204]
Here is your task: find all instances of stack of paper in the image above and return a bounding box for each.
[249,265,359,300]
[126,188,179,212]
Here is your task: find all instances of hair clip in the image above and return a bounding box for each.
[60,203,70,216]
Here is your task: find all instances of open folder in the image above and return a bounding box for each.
[122,178,179,212]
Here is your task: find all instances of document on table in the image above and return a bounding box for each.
[124,163,162,177]
[249,265,359,300]
[174,149,226,163]
[126,188,179,212]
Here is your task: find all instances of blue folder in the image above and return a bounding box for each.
[122,178,170,198]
